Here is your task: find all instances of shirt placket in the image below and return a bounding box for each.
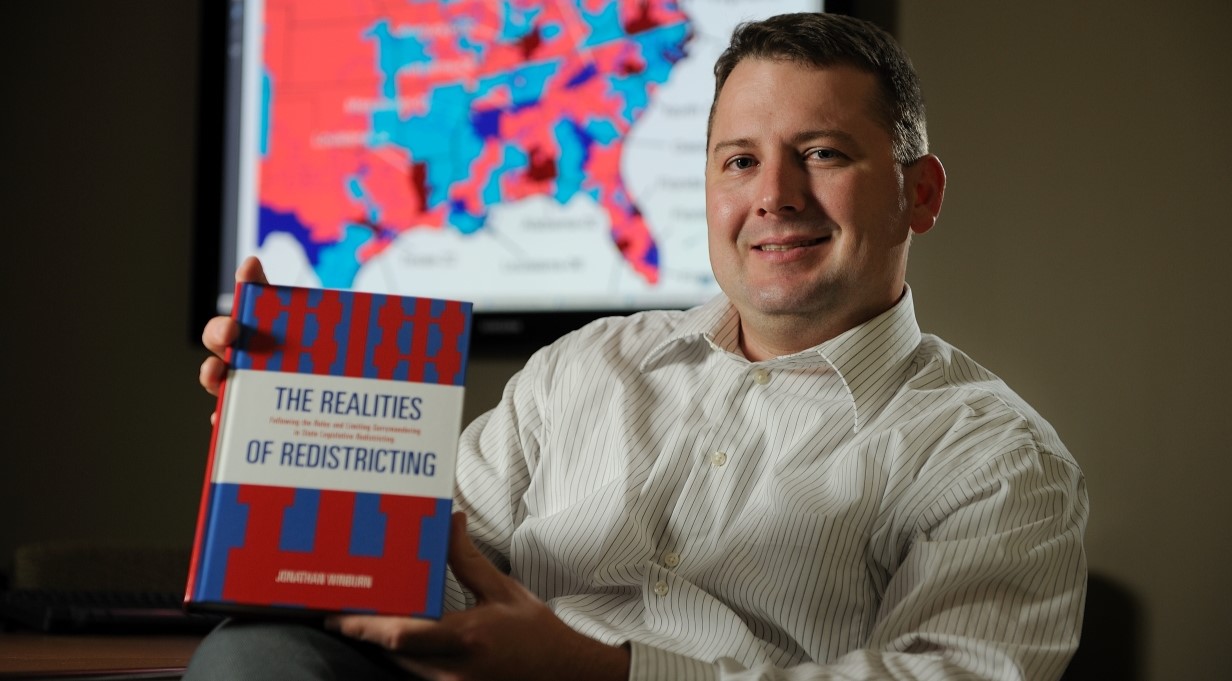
[645,355,778,601]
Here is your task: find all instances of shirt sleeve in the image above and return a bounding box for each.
[442,344,556,612]
[627,446,1088,681]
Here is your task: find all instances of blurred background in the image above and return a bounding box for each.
[2,1,1229,678]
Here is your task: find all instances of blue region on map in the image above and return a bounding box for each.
[317,225,371,288]
[259,206,323,264]
[366,20,432,98]
[499,0,541,41]
[485,145,529,205]
[580,3,625,47]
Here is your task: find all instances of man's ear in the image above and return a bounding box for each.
[907,155,946,235]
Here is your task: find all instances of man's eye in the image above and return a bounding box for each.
[728,156,756,170]
[809,148,843,161]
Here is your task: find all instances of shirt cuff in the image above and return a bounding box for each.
[627,641,717,681]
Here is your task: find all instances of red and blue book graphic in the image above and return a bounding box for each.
[187,283,471,618]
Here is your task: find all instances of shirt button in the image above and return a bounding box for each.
[654,581,669,597]
[663,552,681,568]
[709,451,728,468]
[753,369,770,385]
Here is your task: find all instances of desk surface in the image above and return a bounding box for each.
[0,633,202,679]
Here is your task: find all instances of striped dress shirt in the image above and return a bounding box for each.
[444,287,1088,680]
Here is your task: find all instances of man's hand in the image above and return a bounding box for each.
[198,257,268,418]
[327,513,631,681]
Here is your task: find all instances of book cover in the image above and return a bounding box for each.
[185,282,472,618]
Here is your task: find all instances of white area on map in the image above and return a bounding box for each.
[355,195,713,310]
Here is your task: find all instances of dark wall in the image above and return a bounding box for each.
[898,2,1232,678]
[1,2,211,560]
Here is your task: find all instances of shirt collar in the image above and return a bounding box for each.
[639,294,735,366]
[812,287,922,432]
[641,288,923,433]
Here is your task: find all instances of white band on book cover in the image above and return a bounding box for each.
[214,369,461,498]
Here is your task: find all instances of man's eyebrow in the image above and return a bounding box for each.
[791,129,859,147]
[710,137,753,156]
[710,129,860,156]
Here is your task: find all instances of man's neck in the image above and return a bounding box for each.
[735,289,908,361]
[738,320,838,362]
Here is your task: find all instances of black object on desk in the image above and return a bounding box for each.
[0,590,222,634]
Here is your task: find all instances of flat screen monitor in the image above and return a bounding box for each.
[195,0,852,353]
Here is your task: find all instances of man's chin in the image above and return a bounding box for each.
[743,288,833,318]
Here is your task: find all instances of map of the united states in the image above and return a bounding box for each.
[258,0,693,290]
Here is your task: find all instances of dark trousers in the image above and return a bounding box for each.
[184,619,414,681]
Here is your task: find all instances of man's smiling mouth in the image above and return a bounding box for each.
[755,236,830,252]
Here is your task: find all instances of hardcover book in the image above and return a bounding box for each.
[185,283,472,618]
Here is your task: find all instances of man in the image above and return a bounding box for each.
[190,12,1087,681]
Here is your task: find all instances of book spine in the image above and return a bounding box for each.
[185,281,247,603]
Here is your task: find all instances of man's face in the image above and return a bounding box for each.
[706,59,932,348]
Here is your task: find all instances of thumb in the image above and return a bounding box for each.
[237,256,269,285]
[447,512,512,602]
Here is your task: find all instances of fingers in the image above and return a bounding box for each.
[199,356,227,397]
[202,257,267,355]
[446,512,514,602]
[198,309,237,407]
[201,257,263,358]
[236,255,269,285]
[202,315,240,360]
[199,256,265,403]
[326,615,465,656]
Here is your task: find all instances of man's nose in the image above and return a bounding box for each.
[757,157,807,216]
